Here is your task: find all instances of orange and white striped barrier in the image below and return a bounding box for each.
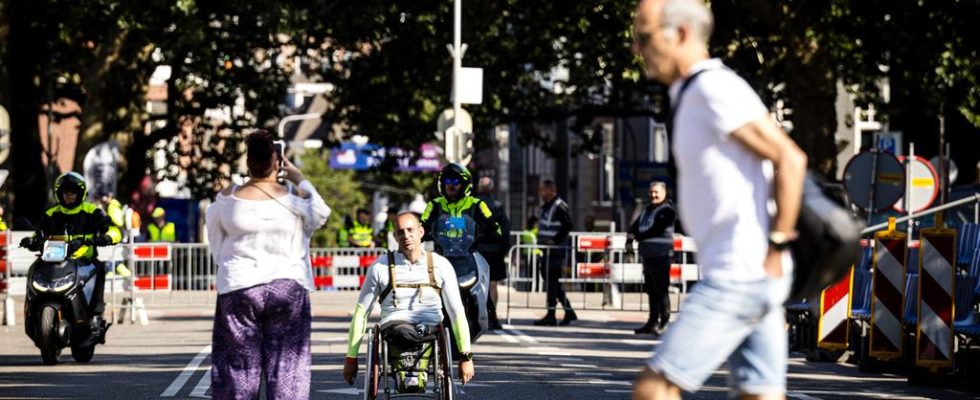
[870,224,907,360]
[310,250,383,290]
[817,268,853,350]
[916,226,956,370]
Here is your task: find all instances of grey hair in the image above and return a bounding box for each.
[661,0,713,44]
[649,181,668,191]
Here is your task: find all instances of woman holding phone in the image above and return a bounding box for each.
[205,130,330,399]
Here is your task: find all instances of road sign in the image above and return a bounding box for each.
[844,150,905,212]
[894,156,939,213]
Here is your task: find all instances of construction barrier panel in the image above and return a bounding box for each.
[817,267,853,350]
[916,226,956,371]
[870,228,907,360]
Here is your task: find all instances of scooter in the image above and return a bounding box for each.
[21,234,110,365]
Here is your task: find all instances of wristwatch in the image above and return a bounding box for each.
[459,351,474,362]
[768,231,794,251]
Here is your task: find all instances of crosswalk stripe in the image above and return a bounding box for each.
[189,366,211,398]
[495,329,520,344]
[507,328,538,344]
[160,345,211,397]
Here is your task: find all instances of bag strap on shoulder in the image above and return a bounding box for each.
[379,250,397,307]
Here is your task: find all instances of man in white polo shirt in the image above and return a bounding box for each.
[631,0,808,399]
[343,212,475,392]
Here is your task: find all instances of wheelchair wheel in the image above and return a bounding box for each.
[437,326,456,400]
[364,326,381,400]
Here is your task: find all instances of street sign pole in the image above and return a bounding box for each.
[451,0,463,163]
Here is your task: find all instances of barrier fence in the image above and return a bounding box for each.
[503,232,701,317]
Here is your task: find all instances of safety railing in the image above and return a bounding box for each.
[503,232,701,316]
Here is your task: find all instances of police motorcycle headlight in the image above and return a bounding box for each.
[31,272,76,293]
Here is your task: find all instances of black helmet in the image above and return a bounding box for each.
[437,163,472,198]
[54,172,88,209]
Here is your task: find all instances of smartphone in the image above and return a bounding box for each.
[273,140,286,181]
[273,140,285,163]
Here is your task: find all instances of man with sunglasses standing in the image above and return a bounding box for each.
[420,163,505,347]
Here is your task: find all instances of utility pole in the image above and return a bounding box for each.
[452,0,462,139]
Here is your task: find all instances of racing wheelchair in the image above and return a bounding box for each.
[363,323,456,400]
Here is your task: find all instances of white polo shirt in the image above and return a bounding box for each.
[670,58,773,282]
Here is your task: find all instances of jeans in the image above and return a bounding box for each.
[647,273,791,395]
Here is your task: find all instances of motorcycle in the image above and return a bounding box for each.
[21,233,110,365]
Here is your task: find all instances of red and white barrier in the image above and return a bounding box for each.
[916,228,956,370]
[817,268,853,350]
[870,232,907,360]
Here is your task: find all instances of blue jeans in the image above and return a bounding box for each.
[647,273,791,395]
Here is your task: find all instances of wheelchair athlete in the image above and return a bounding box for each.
[343,212,475,392]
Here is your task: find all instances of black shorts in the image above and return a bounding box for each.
[483,251,508,281]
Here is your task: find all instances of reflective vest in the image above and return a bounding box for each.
[147,222,177,242]
[340,220,374,248]
[539,197,568,244]
[42,202,122,259]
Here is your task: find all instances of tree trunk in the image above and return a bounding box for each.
[7,0,51,226]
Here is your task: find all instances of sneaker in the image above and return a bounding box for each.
[559,310,577,326]
[533,316,558,326]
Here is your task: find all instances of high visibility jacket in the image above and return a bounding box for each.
[420,196,502,256]
[339,219,374,248]
[538,197,572,245]
[35,202,122,258]
[106,199,125,241]
[147,222,177,242]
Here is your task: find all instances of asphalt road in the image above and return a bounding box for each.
[1,294,978,400]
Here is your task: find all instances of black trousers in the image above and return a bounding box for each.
[90,260,107,315]
[641,256,671,327]
[538,250,570,311]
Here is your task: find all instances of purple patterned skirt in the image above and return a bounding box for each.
[211,279,311,400]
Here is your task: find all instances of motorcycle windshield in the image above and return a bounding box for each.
[32,259,75,282]
[433,214,477,258]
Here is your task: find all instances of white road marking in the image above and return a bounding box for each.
[589,380,631,386]
[189,366,211,398]
[495,329,520,344]
[538,352,573,356]
[160,345,211,397]
[621,339,656,346]
[507,328,539,344]
[561,363,598,369]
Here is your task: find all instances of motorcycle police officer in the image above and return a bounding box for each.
[420,163,504,343]
[21,172,121,338]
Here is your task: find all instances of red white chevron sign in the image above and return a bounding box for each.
[916,228,956,370]
[870,232,907,360]
[817,268,852,350]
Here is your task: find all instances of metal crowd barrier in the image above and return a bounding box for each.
[503,232,701,316]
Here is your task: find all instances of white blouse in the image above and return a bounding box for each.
[205,180,331,294]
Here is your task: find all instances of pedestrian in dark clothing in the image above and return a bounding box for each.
[474,176,512,330]
[627,181,676,335]
[533,180,577,326]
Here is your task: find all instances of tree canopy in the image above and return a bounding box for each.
[2,0,978,225]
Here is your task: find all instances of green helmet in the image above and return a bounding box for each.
[54,171,88,209]
[437,163,472,198]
